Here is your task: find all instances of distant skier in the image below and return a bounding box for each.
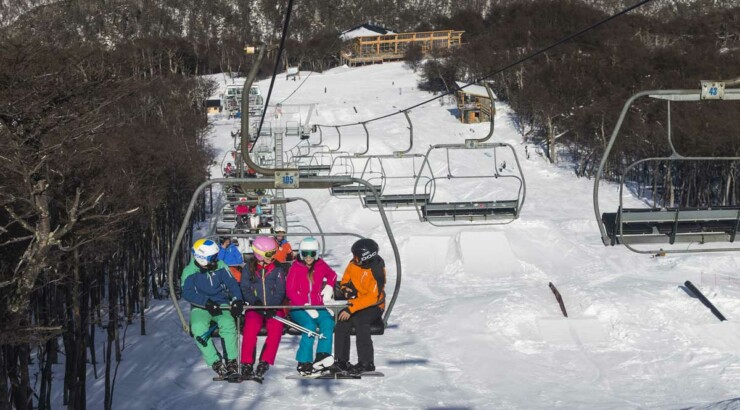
[181,239,245,379]
[218,237,244,282]
[239,236,287,381]
[285,237,338,376]
[332,238,385,375]
[273,226,295,263]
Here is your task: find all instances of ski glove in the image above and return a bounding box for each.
[321,284,334,304]
[305,304,319,319]
[205,299,222,316]
[230,299,245,317]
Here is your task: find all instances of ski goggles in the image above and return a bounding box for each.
[262,250,277,258]
[300,250,317,258]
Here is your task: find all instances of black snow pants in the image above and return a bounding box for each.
[334,306,382,364]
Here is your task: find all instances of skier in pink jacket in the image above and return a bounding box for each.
[285,237,338,376]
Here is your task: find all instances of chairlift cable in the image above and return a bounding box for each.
[315,0,653,129]
[251,0,295,152]
[278,71,313,105]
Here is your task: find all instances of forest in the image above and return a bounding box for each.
[1,0,739,408]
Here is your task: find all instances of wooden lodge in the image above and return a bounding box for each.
[455,81,496,124]
[340,25,464,66]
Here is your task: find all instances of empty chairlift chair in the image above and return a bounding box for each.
[594,79,740,254]
[413,142,526,226]
[359,154,432,211]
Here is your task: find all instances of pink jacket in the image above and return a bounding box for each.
[286,258,337,306]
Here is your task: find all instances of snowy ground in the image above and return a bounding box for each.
[54,63,740,409]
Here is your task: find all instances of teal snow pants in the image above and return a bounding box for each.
[290,309,334,363]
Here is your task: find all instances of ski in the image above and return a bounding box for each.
[286,373,360,380]
[286,371,384,380]
[212,374,263,383]
[212,373,242,383]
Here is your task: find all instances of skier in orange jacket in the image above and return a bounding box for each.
[332,238,385,375]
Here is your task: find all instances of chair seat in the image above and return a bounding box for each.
[422,200,518,220]
[602,207,740,245]
[331,184,382,196]
[363,193,429,208]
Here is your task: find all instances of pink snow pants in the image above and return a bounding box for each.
[240,310,285,365]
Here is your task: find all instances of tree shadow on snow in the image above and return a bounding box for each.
[679,397,740,409]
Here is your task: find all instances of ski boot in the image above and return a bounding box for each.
[251,361,269,383]
[225,359,240,382]
[212,360,227,380]
[297,362,314,377]
[312,352,335,374]
[241,363,254,380]
[327,359,352,375]
[348,361,375,375]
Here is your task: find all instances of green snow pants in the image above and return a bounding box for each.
[190,307,238,366]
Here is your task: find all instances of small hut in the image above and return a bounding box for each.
[455,81,496,124]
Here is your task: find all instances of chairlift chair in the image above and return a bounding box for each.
[358,154,433,211]
[329,155,385,198]
[169,177,402,337]
[413,142,526,226]
[593,79,740,254]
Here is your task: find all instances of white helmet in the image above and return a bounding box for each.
[299,237,320,259]
[274,226,286,234]
[192,239,220,269]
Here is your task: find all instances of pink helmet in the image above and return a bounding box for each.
[252,236,278,261]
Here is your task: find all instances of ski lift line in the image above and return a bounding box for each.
[252,0,295,150]
[593,87,740,254]
[313,0,653,129]
[168,176,402,333]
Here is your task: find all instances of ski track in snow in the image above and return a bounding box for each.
[49,63,740,409]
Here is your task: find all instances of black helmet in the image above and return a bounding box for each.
[351,238,379,268]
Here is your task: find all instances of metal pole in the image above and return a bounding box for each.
[393,111,413,157]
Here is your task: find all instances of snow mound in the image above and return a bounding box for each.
[459,231,521,278]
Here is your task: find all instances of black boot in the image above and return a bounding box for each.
[225,359,239,378]
[327,359,351,374]
[241,363,254,379]
[254,361,270,379]
[349,361,375,375]
[212,360,227,378]
[297,362,313,376]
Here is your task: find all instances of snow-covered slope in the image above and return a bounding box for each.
[63,63,740,409]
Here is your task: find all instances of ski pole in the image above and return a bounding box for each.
[197,324,219,347]
[270,315,326,339]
